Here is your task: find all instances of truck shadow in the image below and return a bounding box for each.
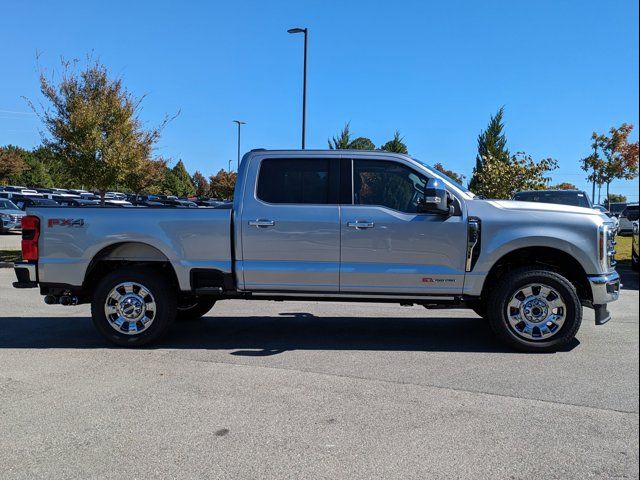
[0,313,579,353]
[618,264,639,291]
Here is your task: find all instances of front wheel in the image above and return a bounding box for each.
[632,250,639,271]
[487,267,582,352]
[91,267,177,347]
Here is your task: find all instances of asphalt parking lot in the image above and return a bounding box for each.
[0,268,638,479]
[0,232,21,250]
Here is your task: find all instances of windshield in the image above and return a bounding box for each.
[411,158,472,195]
[513,191,591,208]
[0,199,20,210]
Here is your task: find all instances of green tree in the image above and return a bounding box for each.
[0,146,27,184]
[349,137,376,150]
[380,131,408,154]
[328,123,376,150]
[469,107,510,191]
[161,168,182,196]
[171,160,195,197]
[433,163,465,184]
[328,123,352,149]
[31,58,170,203]
[192,171,210,198]
[605,193,627,204]
[473,152,558,199]
[550,182,577,190]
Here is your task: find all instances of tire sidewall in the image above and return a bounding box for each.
[488,269,582,352]
[91,267,177,347]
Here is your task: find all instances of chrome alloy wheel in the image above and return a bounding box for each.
[506,283,567,341]
[104,282,156,335]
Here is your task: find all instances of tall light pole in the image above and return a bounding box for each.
[232,120,246,171]
[287,27,307,149]
[228,160,232,172]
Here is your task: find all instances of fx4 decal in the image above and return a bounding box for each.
[48,218,85,228]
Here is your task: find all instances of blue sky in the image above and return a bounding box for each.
[1,0,638,201]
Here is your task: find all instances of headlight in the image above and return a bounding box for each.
[0,213,10,221]
[598,224,616,271]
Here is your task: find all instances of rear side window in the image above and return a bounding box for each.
[257,159,331,204]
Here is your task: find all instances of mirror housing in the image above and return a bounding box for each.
[417,178,452,215]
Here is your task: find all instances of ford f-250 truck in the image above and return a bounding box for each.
[13,150,620,352]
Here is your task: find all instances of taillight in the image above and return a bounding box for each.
[21,215,40,261]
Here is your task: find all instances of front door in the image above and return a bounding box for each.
[240,157,340,292]
[340,158,467,295]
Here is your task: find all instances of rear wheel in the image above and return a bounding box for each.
[487,267,582,352]
[632,250,639,271]
[176,298,217,321]
[91,267,177,347]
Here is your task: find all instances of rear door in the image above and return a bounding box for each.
[339,157,468,295]
[240,156,341,292]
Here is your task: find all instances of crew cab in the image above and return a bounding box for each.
[13,150,620,352]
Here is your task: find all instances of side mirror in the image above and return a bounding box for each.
[417,178,452,215]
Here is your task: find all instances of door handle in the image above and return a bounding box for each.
[347,221,374,229]
[248,219,275,228]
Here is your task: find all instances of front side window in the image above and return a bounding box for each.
[353,160,428,213]
[257,158,331,204]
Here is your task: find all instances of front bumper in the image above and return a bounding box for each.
[587,271,620,325]
[13,262,38,288]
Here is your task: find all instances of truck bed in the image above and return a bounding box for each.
[27,207,233,291]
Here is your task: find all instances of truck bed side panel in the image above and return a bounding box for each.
[30,207,232,291]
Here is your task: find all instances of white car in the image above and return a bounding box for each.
[0,199,26,233]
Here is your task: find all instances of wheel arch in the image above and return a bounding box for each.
[480,246,592,304]
[83,242,180,295]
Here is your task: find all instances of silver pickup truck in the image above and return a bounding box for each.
[13,149,620,351]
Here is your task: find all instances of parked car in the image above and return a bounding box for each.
[56,198,101,207]
[632,221,639,271]
[594,205,620,233]
[512,189,592,208]
[13,149,620,352]
[13,197,60,210]
[0,199,25,233]
[618,203,639,235]
[607,202,627,218]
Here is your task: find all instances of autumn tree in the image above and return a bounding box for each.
[472,152,557,199]
[31,58,171,204]
[192,171,210,198]
[599,124,639,201]
[433,163,465,185]
[0,146,27,183]
[469,107,510,191]
[209,169,237,200]
[380,131,408,154]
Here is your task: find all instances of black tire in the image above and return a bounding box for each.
[487,267,582,353]
[632,251,639,271]
[176,298,217,321]
[91,266,177,347]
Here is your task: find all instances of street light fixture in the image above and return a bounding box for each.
[287,27,308,149]
[232,120,246,171]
